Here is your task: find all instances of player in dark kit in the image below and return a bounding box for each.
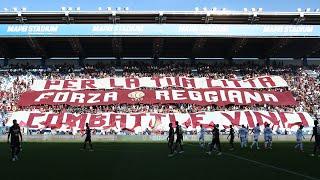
[310,120,320,157]
[167,123,175,157]
[174,121,184,153]
[227,125,235,150]
[207,124,222,155]
[7,119,22,162]
[81,123,94,151]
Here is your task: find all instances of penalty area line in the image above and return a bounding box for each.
[223,152,320,180]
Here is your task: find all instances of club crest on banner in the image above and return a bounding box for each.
[128,91,145,101]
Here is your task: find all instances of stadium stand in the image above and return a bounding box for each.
[0,61,319,135]
[0,10,319,136]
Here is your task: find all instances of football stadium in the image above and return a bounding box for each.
[0,1,320,180]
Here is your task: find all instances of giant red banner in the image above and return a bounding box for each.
[30,76,288,91]
[7,111,313,132]
[18,88,297,106]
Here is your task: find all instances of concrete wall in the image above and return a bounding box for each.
[8,59,42,66]
[46,59,78,66]
[0,58,319,67]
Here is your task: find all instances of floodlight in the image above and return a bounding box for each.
[306,8,311,12]
[12,7,18,12]
[3,8,9,11]
[61,7,66,11]
[203,7,207,11]
[194,7,199,11]
[243,8,248,12]
[98,7,102,11]
[76,7,80,11]
[297,8,302,12]
[116,7,121,11]
[258,8,263,12]
[107,7,112,11]
[124,7,129,11]
[21,7,27,12]
[251,8,256,12]
[67,7,72,11]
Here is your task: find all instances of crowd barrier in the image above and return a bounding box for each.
[0,134,310,142]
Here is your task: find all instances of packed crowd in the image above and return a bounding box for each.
[0,61,319,128]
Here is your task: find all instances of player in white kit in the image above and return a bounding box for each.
[264,124,273,149]
[199,124,205,148]
[294,125,305,152]
[251,123,261,150]
[238,125,248,148]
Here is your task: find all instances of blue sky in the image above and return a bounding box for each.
[0,0,319,11]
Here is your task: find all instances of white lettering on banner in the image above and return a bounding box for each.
[92,25,113,32]
[103,92,118,102]
[244,92,262,103]
[7,25,59,33]
[88,93,101,104]
[263,94,278,102]
[204,91,218,102]
[188,91,202,101]
[92,25,144,32]
[228,90,243,103]
[31,76,288,91]
[178,24,229,33]
[262,25,314,33]
[34,92,54,102]
[70,92,85,103]
[53,92,69,102]
[19,89,295,107]
[172,90,187,100]
[155,91,169,100]
[7,111,314,133]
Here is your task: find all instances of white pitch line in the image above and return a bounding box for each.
[90,143,320,180]
[185,143,319,180]
[94,148,147,153]
[223,152,320,180]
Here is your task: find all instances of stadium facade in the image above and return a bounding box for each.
[0,9,319,135]
[0,10,319,66]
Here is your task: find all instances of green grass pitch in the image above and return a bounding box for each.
[0,142,319,180]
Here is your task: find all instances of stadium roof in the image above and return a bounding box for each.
[1,37,319,59]
[0,10,320,24]
[0,11,320,59]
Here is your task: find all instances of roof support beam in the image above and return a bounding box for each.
[0,41,10,58]
[26,37,48,59]
[265,39,290,57]
[152,38,164,59]
[112,38,123,59]
[109,13,120,24]
[68,38,86,58]
[16,16,27,23]
[248,14,260,24]
[293,13,305,24]
[201,13,214,24]
[228,38,248,57]
[304,41,320,58]
[192,38,207,57]
[155,12,166,23]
